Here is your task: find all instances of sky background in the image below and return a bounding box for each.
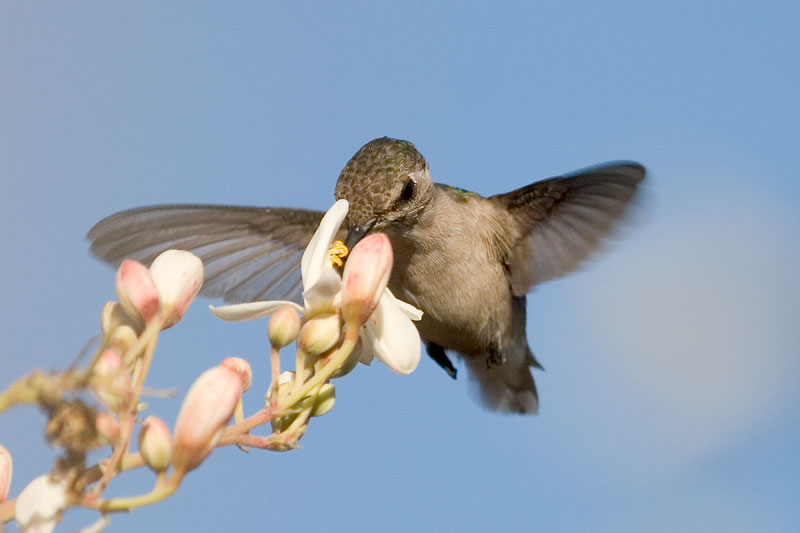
[1,2,799,532]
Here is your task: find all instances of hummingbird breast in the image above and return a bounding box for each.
[385,189,516,356]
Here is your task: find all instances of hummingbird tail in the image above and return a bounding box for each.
[464,343,539,415]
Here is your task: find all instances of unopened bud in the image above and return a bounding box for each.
[340,233,393,326]
[317,341,360,378]
[149,250,204,329]
[95,412,121,446]
[220,357,252,392]
[101,301,144,337]
[268,306,301,348]
[108,325,139,367]
[138,415,172,472]
[172,366,242,474]
[297,313,342,356]
[115,259,161,323]
[310,383,335,417]
[0,445,11,503]
[92,350,134,411]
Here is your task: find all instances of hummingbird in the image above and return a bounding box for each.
[89,137,644,414]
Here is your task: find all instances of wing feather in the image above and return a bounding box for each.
[88,204,325,304]
[493,162,645,296]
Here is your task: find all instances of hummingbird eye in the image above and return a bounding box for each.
[398,179,416,205]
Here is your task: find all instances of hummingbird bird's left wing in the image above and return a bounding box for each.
[88,205,326,304]
[493,162,645,296]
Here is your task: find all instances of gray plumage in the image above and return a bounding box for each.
[88,137,644,414]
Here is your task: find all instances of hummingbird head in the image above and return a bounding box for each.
[335,137,433,249]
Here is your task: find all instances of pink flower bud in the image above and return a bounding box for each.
[297,313,342,356]
[0,445,11,503]
[92,350,134,411]
[149,250,204,329]
[172,366,242,474]
[138,415,172,473]
[115,259,161,323]
[267,306,302,348]
[95,412,120,446]
[340,233,393,326]
[220,357,252,392]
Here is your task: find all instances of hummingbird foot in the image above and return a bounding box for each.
[425,342,457,379]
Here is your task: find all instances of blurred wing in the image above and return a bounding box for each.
[88,205,325,304]
[493,162,645,296]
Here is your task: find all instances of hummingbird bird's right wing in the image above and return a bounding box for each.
[493,162,645,296]
[88,205,326,304]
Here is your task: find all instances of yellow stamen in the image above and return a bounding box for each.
[328,240,349,268]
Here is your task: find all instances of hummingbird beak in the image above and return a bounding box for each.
[343,224,369,251]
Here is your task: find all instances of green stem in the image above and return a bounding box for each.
[91,318,163,497]
[269,346,280,401]
[93,473,180,513]
[279,324,358,409]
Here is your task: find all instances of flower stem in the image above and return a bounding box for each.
[279,324,358,409]
[91,318,162,497]
[92,472,181,512]
[269,346,280,400]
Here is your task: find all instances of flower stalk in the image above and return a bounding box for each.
[0,200,422,530]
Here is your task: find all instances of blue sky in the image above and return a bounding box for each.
[1,2,799,531]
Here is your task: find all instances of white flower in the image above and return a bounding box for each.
[15,474,68,533]
[210,200,422,375]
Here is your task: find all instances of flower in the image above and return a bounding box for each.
[297,313,342,356]
[148,250,204,328]
[14,474,68,533]
[340,233,393,326]
[210,200,422,375]
[115,259,161,323]
[92,350,134,411]
[267,306,302,348]
[219,357,253,392]
[138,415,172,473]
[172,365,243,475]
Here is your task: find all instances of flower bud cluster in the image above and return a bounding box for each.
[0,202,422,530]
[109,250,204,333]
[91,250,204,415]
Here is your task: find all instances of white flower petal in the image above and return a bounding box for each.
[363,293,421,374]
[209,301,302,321]
[382,288,423,321]
[15,475,67,533]
[356,327,376,365]
[301,199,348,287]
[302,266,342,312]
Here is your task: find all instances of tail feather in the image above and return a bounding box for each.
[464,343,539,414]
